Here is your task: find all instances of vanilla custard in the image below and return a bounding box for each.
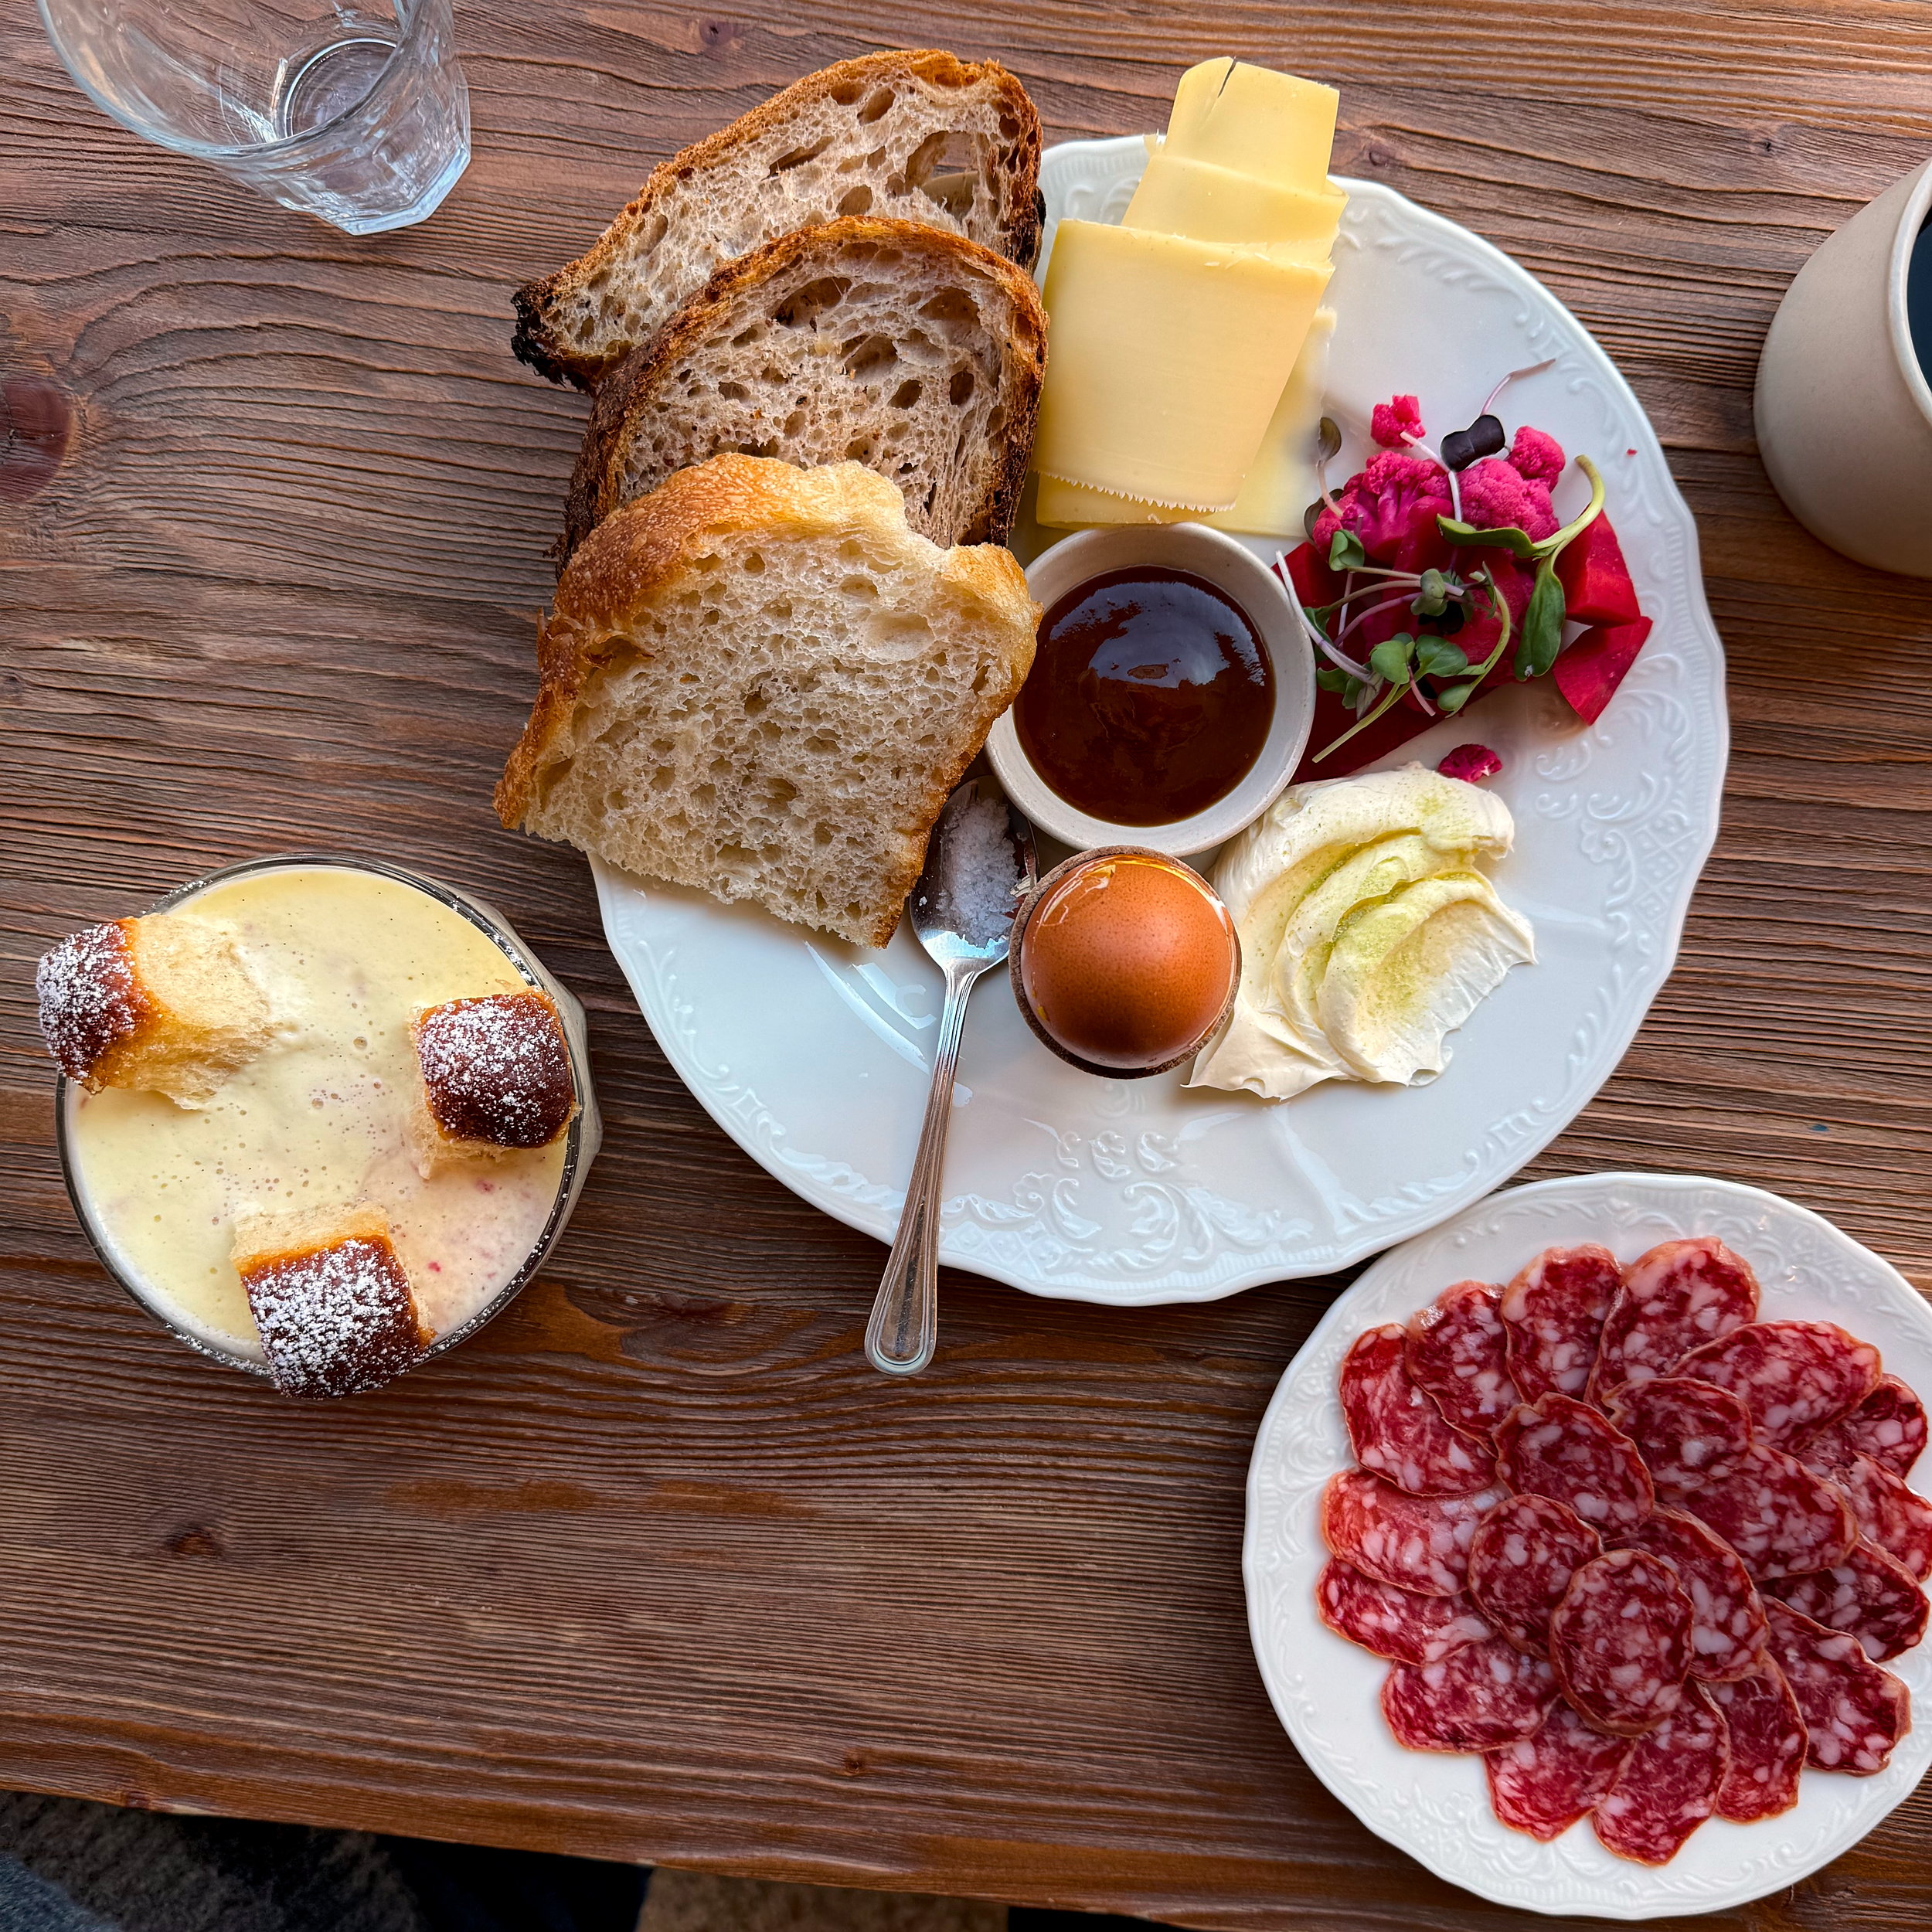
[65,866,574,1360]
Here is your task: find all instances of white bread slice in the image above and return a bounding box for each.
[497,457,1039,947]
[561,216,1046,563]
[512,49,1043,391]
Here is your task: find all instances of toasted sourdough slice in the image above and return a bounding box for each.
[561,216,1046,564]
[512,50,1043,390]
[497,457,1038,947]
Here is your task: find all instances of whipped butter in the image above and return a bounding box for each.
[64,866,571,1359]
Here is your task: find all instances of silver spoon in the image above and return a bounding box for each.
[865,777,1036,1376]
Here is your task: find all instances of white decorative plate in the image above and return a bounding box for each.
[1244,1171,1932,1917]
[593,140,1730,1304]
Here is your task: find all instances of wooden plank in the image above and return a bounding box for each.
[2,2,1930,1926]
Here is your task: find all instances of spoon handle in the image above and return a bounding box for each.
[866,960,981,1376]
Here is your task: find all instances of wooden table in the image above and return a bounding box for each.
[4,4,1930,1927]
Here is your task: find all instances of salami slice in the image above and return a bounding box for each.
[1817,1453,1932,1583]
[1681,1441,1857,1580]
[1321,1470,1503,1597]
[1495,1393,1654,1534]
[1381,1637,1558,1751]
[1342,1325,1496,1496]
[1317,1559,1493,1665]
[1592,1683,1728,1866]
[1467,1495,1602,1656]
[1588,1237,1757,1403]
[1499,1244,1621,1402]
[1602,1376,1752,1495]
[1485,1701,1633,1841]
[1550,1549,1692,1735]
[1762,1598,1910,1774]
[1711,1665,1807,1823]
[1406,1282,1519,1439]
[1802,1374,1927,1481]
[1675,1320,1881,1450]
[1617,1506,1767,1683]
[1764,1541,1929,1662]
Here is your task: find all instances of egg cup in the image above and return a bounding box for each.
[1009,846,1242,1080]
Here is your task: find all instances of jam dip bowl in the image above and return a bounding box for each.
[986,521,1315,857]
[55,852,601,1392]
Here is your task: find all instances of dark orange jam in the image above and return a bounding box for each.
[1015,567,1273,825]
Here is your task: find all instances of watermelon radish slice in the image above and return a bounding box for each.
[1556,515,1642,625]
[1553,616,1653,724]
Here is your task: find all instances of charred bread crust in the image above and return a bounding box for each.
[36,921,147,1086]
[511,49,1043,391]
[411,990,577,1161]
[557,216,1047,565]
[233,1205,430,1400]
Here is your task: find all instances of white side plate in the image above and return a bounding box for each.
[1244,1172,1932,1917]
[594,141,1730,1304]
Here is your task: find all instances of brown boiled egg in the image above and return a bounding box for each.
[1011,848,1240,1077]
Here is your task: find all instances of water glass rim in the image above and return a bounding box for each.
[36,0,447,163]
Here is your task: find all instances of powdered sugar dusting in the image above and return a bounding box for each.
[243,1235,426,1398]
[36,921,144,1082]
[414,992,574,1149]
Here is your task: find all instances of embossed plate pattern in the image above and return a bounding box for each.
[1245,1172,1932,1917]
[592,141,1730,1304]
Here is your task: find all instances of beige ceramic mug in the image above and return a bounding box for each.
[1755,158,1932,577]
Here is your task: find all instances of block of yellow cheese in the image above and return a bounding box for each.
[1164,58,1339,196]
[1031,220,1330,510]
[1125,148,1345,260]
[1035,308,1337,536]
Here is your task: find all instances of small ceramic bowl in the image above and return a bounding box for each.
[55,852,601,1386]
[986,521,1315,856]
[1009,846,1241,1080]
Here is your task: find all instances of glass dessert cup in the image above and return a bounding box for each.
[55,852,601,1386]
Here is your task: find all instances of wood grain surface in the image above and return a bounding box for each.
[4,3,1931,1927]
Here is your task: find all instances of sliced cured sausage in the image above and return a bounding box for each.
[1762,1598,1910,1774]
[1484,1701,1632,1841]
[1815,1452,1932,1583]
[1495,1392,1654,1534]
[1549,1549,1692,1735]
[1316,1559,1492,1665]
[1801,1374,1927,1481]
[1381,1636,1558,1751]
[1681,1441,1856,1580]
[1588,1236,1757,1403]
[1406,1282,1518,1439]
[1603,1376,1752,1495]
[1617,1506,1767,1683]
[1710,1665,1807,1823]
[1467,1494,1602,1657]
[1675,1320,1881,1450]
[1592,1683,1728,1865]
[1764,1541,1930,1662]
[1499,1244,1621,1402]
[1341,1324,1496,1496]
[1320,1470,1503,1597]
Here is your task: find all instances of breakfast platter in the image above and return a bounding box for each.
[590,134,1728,1304]
[1245,1171,1932,1916]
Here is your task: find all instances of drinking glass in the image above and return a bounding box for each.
[36,0,471,235]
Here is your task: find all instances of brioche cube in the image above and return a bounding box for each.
[231,1204,430,1400]
[408,989,577,1177]
[36,911,273,1102]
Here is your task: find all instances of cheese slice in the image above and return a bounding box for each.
[1126,148,1344,259]
[1031,221,1330,509]
[1164,59,1339,196]
[1035,309,1336,537]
